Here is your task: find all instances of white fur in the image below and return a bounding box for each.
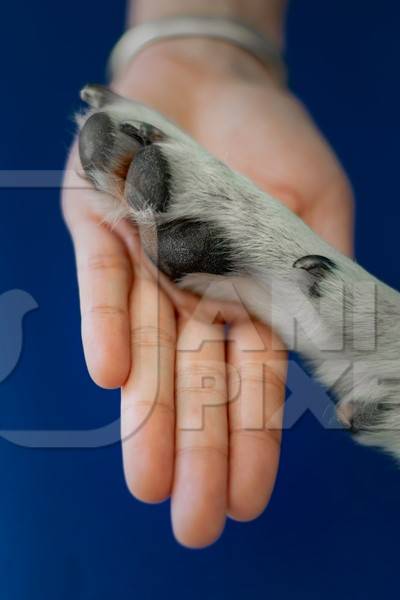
[78,85,400,460]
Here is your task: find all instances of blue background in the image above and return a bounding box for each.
[0,0,399,598]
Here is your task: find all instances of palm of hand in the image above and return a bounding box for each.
[63,59,353,548]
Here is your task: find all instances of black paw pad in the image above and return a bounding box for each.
[146,218,236,283]
[293,255,336,298]
[125,145,171,213]
[79,112,144,183]
[79,112,115,174]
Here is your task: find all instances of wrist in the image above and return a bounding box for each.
[111,39,261,126]
[130,1,287,50]
[113,36,284,96]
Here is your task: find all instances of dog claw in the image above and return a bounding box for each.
[80,84,120,109]
[120,121,166,145]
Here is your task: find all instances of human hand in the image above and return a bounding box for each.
[62,39,353,548]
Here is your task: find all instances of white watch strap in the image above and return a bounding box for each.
[108,16,287,82]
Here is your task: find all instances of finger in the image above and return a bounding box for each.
[121,258,176,504]
[171,317,228,548]
[227,319,287,522]
[62,154,132,389]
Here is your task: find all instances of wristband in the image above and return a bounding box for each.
[108,16,287,83]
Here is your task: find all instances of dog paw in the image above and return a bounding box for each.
[78,84,241,283]
[77,84,348,298]
[76,85,400,462]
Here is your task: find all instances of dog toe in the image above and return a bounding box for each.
[78,112,144,194]
[125,145,171,214]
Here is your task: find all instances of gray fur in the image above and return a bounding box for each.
[77,84,400,461]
